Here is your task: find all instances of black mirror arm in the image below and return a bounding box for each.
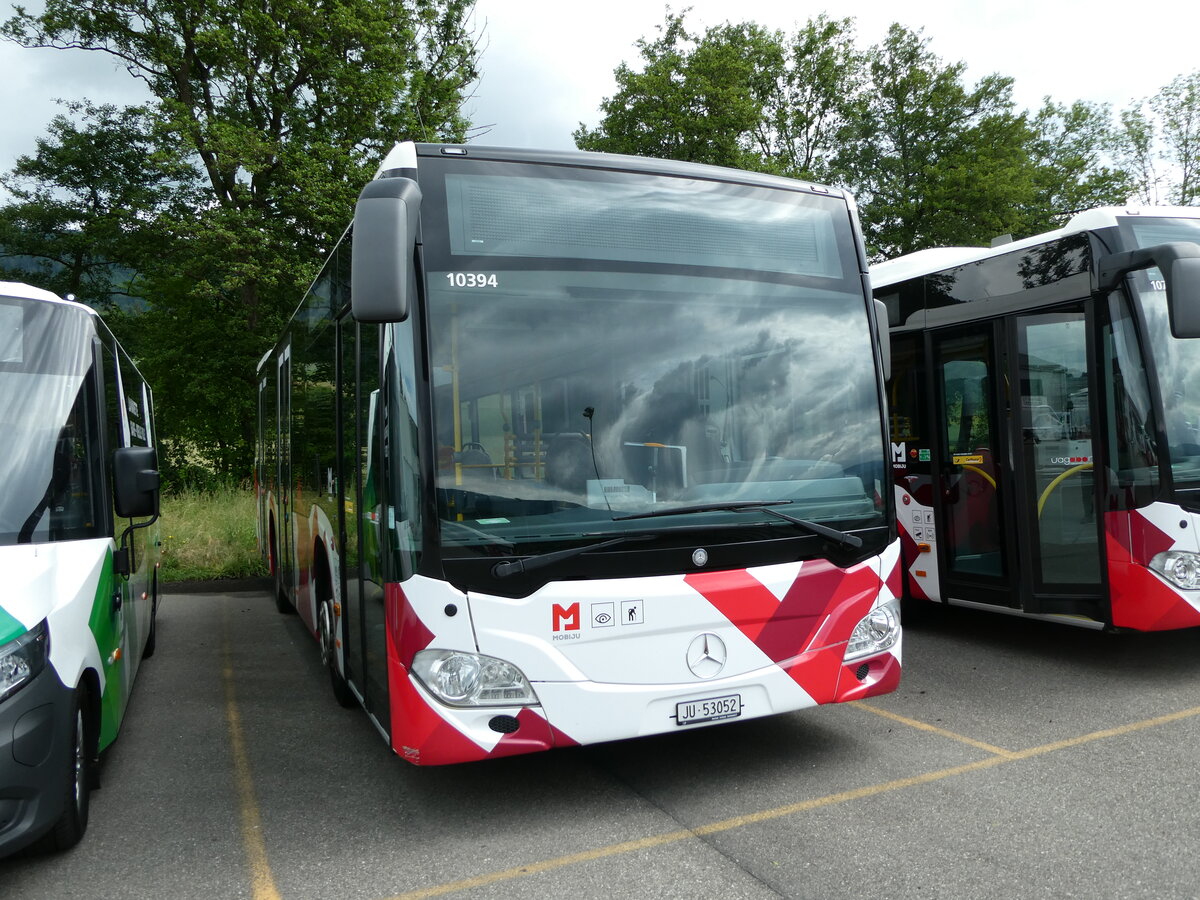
[114,510,160,578]
[1097,242,1200,292]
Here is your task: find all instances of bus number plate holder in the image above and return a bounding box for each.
[676,693,742,726]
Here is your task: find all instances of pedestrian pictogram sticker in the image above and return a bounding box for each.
[621,600,644,625]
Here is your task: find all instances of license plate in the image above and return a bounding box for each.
[675,693,742,726]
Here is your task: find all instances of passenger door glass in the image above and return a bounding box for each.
[1016,312,1102,586]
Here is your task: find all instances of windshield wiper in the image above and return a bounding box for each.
[492,533,657,579]
[757,505,863,548]
[613,500,863,549]
[612,500,793,521]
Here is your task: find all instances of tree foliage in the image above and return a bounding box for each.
[2,0,480,483]
[1154,72,1200,205]
[577,12,1144,259]
[1122,71,1200,206]
[0,102,189,302]
[833,24,1033,257]
[574,13,781,170]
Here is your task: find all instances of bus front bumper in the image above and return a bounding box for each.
[0,666,73,858]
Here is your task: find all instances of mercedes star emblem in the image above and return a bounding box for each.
[686,632,727,679]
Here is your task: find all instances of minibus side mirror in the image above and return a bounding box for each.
[351,176,422,323]
[113,445,160,520]
[1097,242,1200,338]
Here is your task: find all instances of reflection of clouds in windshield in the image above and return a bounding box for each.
[448,174,841,278]
[0,375,89,538]
[595,308,878,475]
[1142,283,1200,455]
[0,301,93,540]
[430,273,883,509]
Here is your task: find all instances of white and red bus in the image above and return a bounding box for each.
[874,207,1200,630]
[256,142,901,765]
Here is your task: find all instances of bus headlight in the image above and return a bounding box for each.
[411,650,538,707]
[844,600,900,662]
[1151,550,1200,590]
[0,620,48,704]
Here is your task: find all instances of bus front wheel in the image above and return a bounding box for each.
[41,689,92,852]
[318,593,355,709]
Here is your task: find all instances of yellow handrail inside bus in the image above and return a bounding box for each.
[1037,462,1094,518]
[961,464,996,490]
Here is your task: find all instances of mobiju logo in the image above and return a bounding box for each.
[552,602,580,632]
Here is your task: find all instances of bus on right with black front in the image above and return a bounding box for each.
[873,208,1200,631]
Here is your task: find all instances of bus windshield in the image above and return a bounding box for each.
[0,297,102,545]
[422,163,886,548]
[1121,215,1200,490]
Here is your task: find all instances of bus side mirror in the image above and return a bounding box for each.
[351,176,422,323]
[874,298,891,381]
[1165,256,1200,338]
[1097,242,1200,338]
[114,445,160,519]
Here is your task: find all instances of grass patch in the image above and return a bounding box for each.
[157,486,266,583]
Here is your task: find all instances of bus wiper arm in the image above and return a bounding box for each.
[757,506,863,548]
[610,499,862,548]
[612,500,793,521]
[492,534,657,579]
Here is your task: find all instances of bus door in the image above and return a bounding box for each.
[929,311,1104,616]
[1011,309,1104,617]
[931,324,1012,607]
[277,345,295,595]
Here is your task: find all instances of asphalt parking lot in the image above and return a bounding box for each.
[4,587,1200,899]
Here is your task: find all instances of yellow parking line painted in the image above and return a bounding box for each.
[223,617,283,900]
[853,701,1019,758]
[1012,704,1200,760]
[383,756,1011,900]
[381,703,1200,900]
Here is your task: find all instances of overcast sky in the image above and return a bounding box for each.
[0,0,1197,171]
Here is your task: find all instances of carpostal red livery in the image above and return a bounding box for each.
[879,207,1200,631]
[385,549,901,765]
[258,142,900,764]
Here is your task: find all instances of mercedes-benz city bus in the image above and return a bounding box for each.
[874,207,1200,631]
[256,142,901,765]
[0,282,161,855]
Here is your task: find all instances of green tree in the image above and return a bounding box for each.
[0,101,190,303]
[756,15,863,181]
[1024,99,1134,234]
[3,0,480,481]
[1117,70,1200,206]
[1117,105,1163,205]
[834,24,1034,258]
[1151,71,1200,205]
[574,12,783,171]
[575,12,864,184]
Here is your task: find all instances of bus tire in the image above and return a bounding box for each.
[143,569,159,659]
[42,689,92,852]
[319,594,356,709]
[274,583,293,615]
[270,518,294,615]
